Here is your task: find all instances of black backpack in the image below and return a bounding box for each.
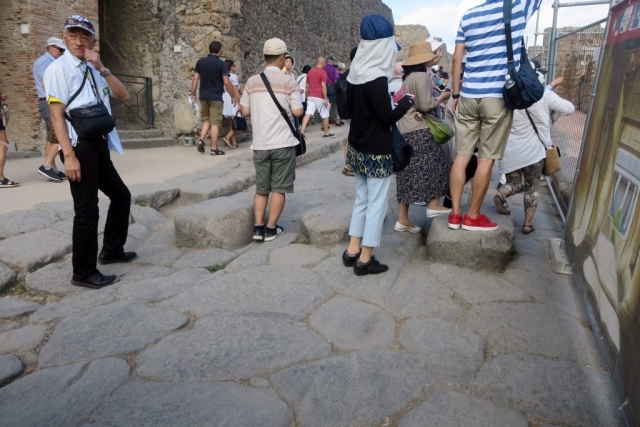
[502,0,544,110]
[335,75,352,119]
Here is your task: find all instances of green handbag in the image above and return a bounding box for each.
[426,115,454,145]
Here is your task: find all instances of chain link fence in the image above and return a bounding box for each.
[546,19,607,214]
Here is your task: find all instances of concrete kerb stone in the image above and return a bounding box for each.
[300,202,353,246]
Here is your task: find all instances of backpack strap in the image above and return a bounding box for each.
[503,0,517,80]
[259,72,298,137]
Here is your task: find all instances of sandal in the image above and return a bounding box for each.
[493,193,510,215]
[522,225,536,235]
[196,140,205,154]
[222,137,233,149]
[210,148,226,156]
[0,178,19,188]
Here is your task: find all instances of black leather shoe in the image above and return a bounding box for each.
[342,250,362,267]
[354,257,389,276]
[71,272,119,289]
[98,251,138,265]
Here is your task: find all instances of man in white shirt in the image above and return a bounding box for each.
[44,15,135,289]
[240,38,304,242]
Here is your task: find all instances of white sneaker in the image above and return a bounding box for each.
[394,221,421,233]
[412,201,427,206]
[426,208,452,218]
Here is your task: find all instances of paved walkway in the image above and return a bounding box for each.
[0,128,626,427]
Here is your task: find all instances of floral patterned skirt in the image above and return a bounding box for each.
[346,144,393,178]
[396,128,451,204]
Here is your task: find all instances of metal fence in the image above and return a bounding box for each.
[112,74,154,129]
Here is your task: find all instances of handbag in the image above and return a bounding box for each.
[392,125,414,173]
[502,0,544,110]
[425,115,454,145]
[233,112,248,131]
[259,73,306,156]
[525,109,561,176]
[64,68,116,138]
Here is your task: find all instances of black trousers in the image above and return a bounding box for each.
[64,137,131,279]
[443,155,478,209]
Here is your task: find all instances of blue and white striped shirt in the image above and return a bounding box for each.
[456,0,542,98]
[43,50,123,154]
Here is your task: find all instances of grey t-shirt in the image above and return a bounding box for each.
[194,54,229,101]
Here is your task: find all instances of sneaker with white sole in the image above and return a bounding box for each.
[393,221,421,233]
[447,212,463,230]
[461,213,499,231]
[264,224,284,242]
[426,207,452,218]
[37,165,62,182]
[323,133,337,138]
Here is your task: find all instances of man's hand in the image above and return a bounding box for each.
[64,151,82,182]
[323,98,329,107]
[84,49,106,73]
[189,94,196,104]
[452,98,459,113]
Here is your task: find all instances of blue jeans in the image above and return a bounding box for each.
[349,174,392,247]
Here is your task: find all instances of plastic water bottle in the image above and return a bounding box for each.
[505,75,524,108]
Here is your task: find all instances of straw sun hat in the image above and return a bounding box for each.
[403,40,436,66]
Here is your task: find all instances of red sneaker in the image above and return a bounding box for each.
[461,213,499,231]
[447,212,463,230]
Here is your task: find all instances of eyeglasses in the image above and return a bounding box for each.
[64,17,95,33]
[54,46,65,53]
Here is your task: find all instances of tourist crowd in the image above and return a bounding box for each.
[0,0,575,283]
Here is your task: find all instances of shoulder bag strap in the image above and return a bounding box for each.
[259,72,297,136]
[525,109,546,148]
[66,68,89,109]
[87,67,106,105]
[503,0,517,79]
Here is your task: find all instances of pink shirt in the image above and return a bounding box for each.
[306,67,327,99]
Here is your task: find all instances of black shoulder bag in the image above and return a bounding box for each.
[259,73,306,156]
[65,67,116,138]
[524,109,562,176]
[502,0,544,110]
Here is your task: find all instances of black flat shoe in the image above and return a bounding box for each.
[354,257,388,276]
[71,272,119,289]
[342,250,362,267]
[98,251,138,265]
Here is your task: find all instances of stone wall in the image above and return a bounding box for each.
[0,0,99,151]
[395,25,452,74]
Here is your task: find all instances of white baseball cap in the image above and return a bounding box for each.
[47,37,66,50]
[263,38,287,55]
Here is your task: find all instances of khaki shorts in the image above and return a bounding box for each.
[455,96,513,159]
[200,100,223,127]
[253,147,296,194]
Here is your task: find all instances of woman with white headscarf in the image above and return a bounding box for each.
[341,14,415,276]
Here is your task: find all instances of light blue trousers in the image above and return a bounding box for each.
[348,174,392,248]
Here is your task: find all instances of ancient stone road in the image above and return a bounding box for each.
[0,137,626,426]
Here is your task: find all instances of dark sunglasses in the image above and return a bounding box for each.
[65,18,95,32]
[54,46,65,53]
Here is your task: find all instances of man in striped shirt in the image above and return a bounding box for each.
[448,0,542,231]
[44,15,136,289]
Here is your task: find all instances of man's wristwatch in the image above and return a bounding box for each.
[100,68,112,78]
[451,93,460,99]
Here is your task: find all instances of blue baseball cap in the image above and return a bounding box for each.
[360,14,401,50]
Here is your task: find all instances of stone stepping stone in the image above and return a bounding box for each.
[425,215,514,270]
[137,316,331,381]
[0,297,41,319]
[466,302,601,366]
[429,264,531,304]
[174,192,255,250]
[117,265,176,284]
[134,243,183,267]
[502,268,586,321]
[177,173,255,204]
[271,349,434,427]
[29,288,116,324]
[0,210,59,239]
[0,228,71,273]
[172,248,237,269]
[224,251,269,273]
[0,325,48,354]
[38,300,188,367]
[118,268,214,302]
[25,261,80,296]
[269,244,329,268]
[300,202,353,246]
[0,358,129,427]
[0,354,24,386]
[88,381,293,427]
[0,261,16,293]
[316,255,462,322]
[126,223,151,243]
[162,265,333,320]
[471,353,625,427]
[400,318,486,387]
[399,389,528,427]
[309,297,395,350]
[130,205,165,230]
[129,183,179,209]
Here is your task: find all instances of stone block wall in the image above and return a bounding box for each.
[0,0,99,151]
[395,25,452,74]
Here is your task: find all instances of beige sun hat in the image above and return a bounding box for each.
[403,40,436,66]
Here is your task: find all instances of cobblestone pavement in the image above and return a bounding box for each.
[0,139,626,426]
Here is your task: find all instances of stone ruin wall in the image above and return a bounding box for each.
[395,25,453,77]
